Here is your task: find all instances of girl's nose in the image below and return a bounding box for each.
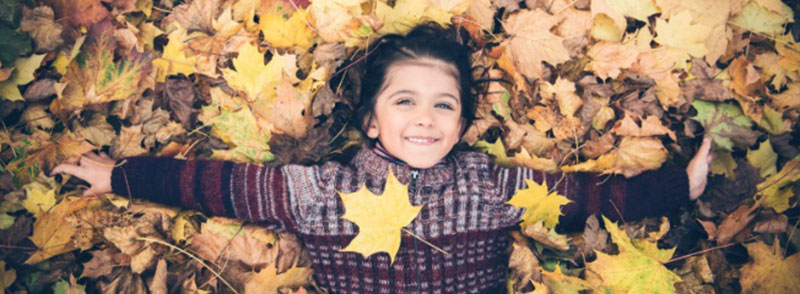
[414,109,435,127]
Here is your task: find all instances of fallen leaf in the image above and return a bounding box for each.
[501,9,570,80]
[586,41,638,79]
[752,212,787,234]
[43,0,109,29]
[244,265,313,294]
[585,216,680,294]
[747,139,778,178]
[508,241,541,285]
[523,221,570,251]
[148,259,167,294]
[690,100,759,151]
[338,169,423,263]
[259,7,316,50]
[716,204,757,244]
[0,261,16,291]
[507,179,572,228]
[81,248,128,279]
[20,6,64,51]
[739,241,800,294]
[21,179,57,217]
[729,56,766,98]
[540,265,593,294]
[755,158,800,213]
[153,26,197,83]
[26,197,95,264]
[731,0,793,36]
[110,125,148,159]
[0,54,46,102]
[199,87,274,163]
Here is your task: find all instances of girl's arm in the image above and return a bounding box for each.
[496,138,713,232]
[52,153,300,232]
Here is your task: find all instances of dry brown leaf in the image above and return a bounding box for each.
[81,248,129,279]
[508,240,541,286]
[501,9,570,80]
[110,125,148,159]
[729,56,766,98]
[752,212,788,234]
[244,265,313,294]
[149,259,168,294]
[20,6,64,51]
[586,42,638,79]
[716,204,757,244]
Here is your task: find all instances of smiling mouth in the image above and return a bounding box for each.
[405,137,439,144]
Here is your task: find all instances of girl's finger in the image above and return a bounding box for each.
[50,163,86,179]
[699,138,712,155]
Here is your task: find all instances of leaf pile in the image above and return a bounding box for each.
[0,0,799,293]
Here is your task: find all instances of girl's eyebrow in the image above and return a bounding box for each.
[389,90,460,104]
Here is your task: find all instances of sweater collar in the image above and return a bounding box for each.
[371,141,448,168]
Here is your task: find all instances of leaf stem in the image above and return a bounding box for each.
[402,228,449,256]
[135,236,241,294]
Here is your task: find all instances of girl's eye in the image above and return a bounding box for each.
[435,103,454,110]
[396,99,413,105]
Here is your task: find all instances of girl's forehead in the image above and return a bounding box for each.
[380,59,460,92]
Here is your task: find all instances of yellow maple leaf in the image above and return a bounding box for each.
[22,179,58,217]
[654,11,711,69]
[585,216,680,294]
[153,26,197,83]
[476,139,513,167]
[259,7,316,50]
[507,179,572,228]
[731,0,793,36]
[200,88,273,163]
[0,54,46,101]
[591,0,658,34]
[244,265,313,294]
[755,157,800,213]
[501,9,570,80]
[338,169,423,263]
[747,139,778,178]
[26,197,97,264]
[222,42,293,102]
[739,241,800,294]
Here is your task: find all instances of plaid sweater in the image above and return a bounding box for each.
[110,148,689,294]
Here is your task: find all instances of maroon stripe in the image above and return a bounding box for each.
[179,160,202,211]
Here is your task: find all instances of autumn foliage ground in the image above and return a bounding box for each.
[0,0,800,293]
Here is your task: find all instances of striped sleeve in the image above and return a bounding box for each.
[110,156,299,233]
[494,164,690,232]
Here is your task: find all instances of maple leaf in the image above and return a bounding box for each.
[507,179,571,228]
[21,178,58,218]
[476,139,513,167]
[501,9,570,80]
[585,216,680,294]
[691,100,760,151]
[168,0,221,33]
[153,26,197,83]
[586,41,639,79]
[755,157,800,213]
[0,261,15,291]
[739,241,800,294]
[731,0,793,36]
[654,11,711,69]
[747,139,777,178]
[222,42,293,102]
[375,0,428,35]
[540,266,593,294]
[612,112,676,141]
[57,23,154,112]
[42,0,109,29]
[6,131,94,186]
[259,6,316,50]
[0,54,46,102]
[244,265,313,294]
[20,6,64,51]
[338,169,423,263]
[199,87,274,163]
[591,0,658,34]
[26,197,97,264]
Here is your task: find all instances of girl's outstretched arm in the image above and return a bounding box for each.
[496,138,714,232]
[52,154,300,232]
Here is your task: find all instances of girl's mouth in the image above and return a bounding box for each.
[405,137,439,144]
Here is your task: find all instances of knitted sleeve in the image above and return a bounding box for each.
[110,156,302,233]
[494,165,690,232]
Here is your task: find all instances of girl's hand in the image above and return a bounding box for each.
[51,152,115,196]
[687,138,714,200]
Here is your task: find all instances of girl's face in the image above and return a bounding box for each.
[366,60,464,168]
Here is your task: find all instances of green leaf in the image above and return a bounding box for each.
[747,139,777,178]
[756,157,800,213]
[585,216,680,294]
[691,100,759,151]
[758,106,786,135]
[0,23,32,66]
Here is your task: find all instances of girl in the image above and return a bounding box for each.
[53,24,713,293]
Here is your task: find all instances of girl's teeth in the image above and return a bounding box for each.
[407,137,436,144]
